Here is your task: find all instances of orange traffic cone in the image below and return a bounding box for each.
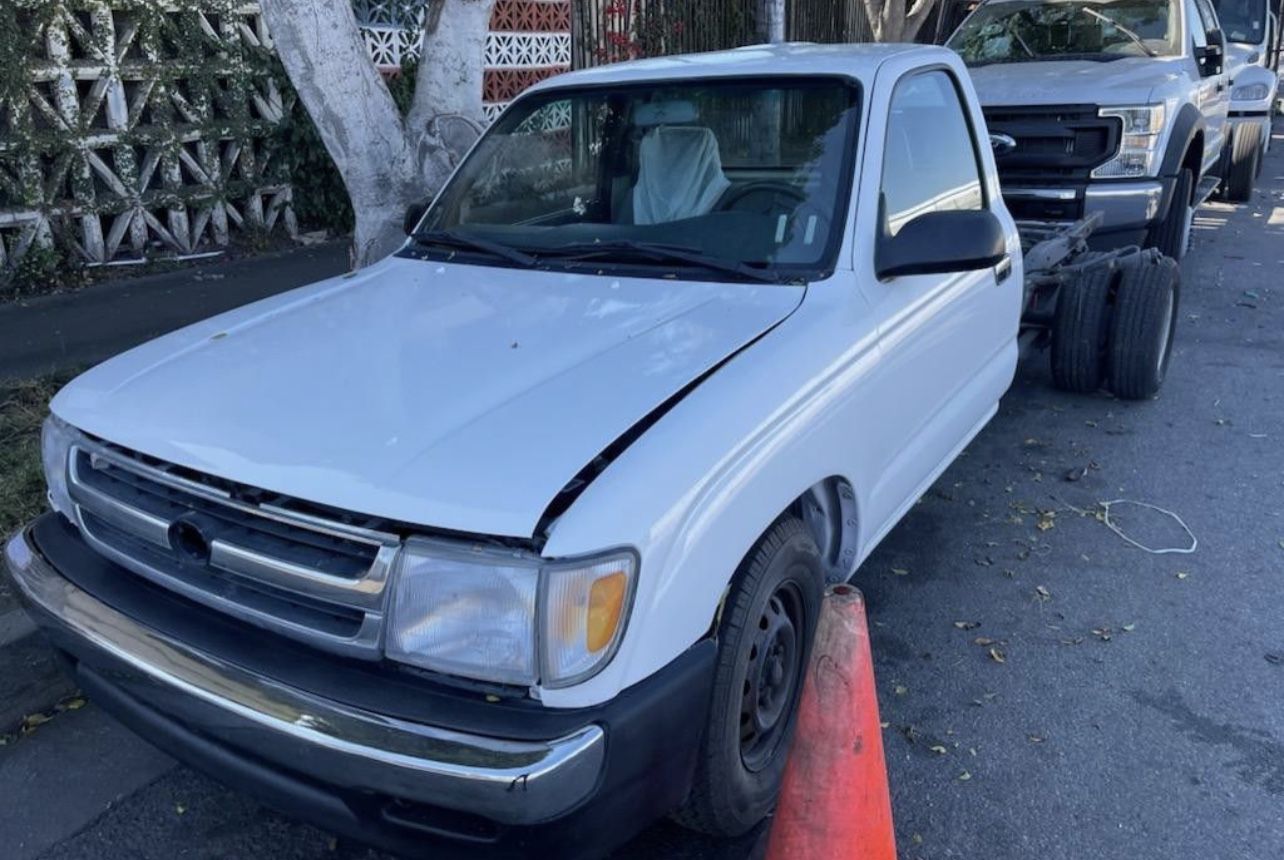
[765,584,896,860]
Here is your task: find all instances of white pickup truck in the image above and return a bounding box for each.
[5,44,1177,860]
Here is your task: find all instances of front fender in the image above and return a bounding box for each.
[538,276,881,709]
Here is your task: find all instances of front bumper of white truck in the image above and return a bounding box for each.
[4,514,716,859]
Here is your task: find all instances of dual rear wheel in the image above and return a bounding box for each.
[1050,252,1180,400]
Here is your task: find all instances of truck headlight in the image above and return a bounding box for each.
[41,415,76,519]
[1232,82,1270,101]
[387,539,636,688]
[1093,105,1166,178]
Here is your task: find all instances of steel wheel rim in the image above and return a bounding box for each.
[740,579,805,773]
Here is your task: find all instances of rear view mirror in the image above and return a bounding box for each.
[876,210,1007,280]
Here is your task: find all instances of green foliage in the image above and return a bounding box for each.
[274,94,356,234]
[1,220,87,302]
[0,371,77,537]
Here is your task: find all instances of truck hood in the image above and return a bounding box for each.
[53,257,803,538]
[968,57,1182,106]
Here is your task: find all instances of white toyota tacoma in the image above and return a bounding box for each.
[10,44,1146,859]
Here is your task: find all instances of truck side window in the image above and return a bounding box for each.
[1188,0,1209,49]
[880,70,985,237]
[1191,0,1219,46]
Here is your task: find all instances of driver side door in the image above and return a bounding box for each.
[1189,0,1232,173]
[858,67,1021,542]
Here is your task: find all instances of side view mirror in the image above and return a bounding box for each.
[876,210,1008,280]
[403,198,431,235]
[1197,31,1225,77]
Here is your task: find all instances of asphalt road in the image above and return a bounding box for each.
[5,123,1283,860]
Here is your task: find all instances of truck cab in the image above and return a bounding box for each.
[949,0,1232,258]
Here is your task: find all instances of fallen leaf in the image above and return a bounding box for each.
[1122,623,1137,632]
[891,567,910,577]
[20,713,52,734]
[894,684,909,696]
[988,647,1006,664]
[930,745,948,755]
[913,833,924,845]
[954,621,981,630]
[1060,637,1085,646]
[1266,654,1282,665]
[1176,571,1190,580]
[1092,627,1113,641]
[175,803,187,815]
[1035,585,1051,602]
[974,637,996,646]
[958,770,973,781]
[61,696,87,711]
[1028,734,1046,743]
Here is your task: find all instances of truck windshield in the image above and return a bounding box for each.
[949,0,1181,64]
[411,78,861,282]
[1211,0,1266,44]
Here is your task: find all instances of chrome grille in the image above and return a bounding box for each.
[66,440,400,659]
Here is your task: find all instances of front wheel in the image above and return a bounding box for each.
[1147,167,1193,260]
[673,516,823,837]
[1223,123,1263,203]
[1108,253,1180,400]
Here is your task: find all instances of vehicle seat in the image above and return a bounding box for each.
[631,126,731,225]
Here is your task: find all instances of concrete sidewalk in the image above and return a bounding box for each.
[0,242,349,380]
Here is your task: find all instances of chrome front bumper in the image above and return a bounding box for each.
[3,528,605,826]
[1003,182,1164,232]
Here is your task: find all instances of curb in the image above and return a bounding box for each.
[0,609,77,736]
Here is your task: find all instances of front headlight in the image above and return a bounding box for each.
[1093,105,1166,178]
[41,414,76,519]
[1232,82,1271,101]
[387,538,636,688]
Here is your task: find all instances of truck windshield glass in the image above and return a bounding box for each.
[412,78,861,281]
[950,0,1181,64]
[1211,0,1266,44]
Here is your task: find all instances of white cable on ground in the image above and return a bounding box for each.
[1099,499,1198,555]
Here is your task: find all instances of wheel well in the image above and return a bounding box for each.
[1182,134,1204,197]
[794,477,859,584]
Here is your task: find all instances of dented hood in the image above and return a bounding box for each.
[53,257,803,538]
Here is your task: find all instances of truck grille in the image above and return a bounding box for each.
[65,439,400,659]
[982,104,1121,184]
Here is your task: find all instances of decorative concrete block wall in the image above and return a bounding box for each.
[0,1,294,269]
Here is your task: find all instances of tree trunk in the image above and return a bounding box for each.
[262,0,496,268]
[863,0,939,42]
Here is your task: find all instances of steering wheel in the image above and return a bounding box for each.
[717,181,832,248]
[718,180,807,216]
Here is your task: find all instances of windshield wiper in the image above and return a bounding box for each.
[1079,7,1158,57]
[532,239,784,283]
[410,229,537,267]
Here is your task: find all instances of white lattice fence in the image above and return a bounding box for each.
[0,0,295,270]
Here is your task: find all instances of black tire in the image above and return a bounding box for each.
[674,516,824,837]
[1224,123,1263,203]
[1147,167,1193,260]
[1050,262,1116,393]
[1107,252,1179,400]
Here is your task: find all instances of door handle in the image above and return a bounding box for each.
[994,256,1013,283]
